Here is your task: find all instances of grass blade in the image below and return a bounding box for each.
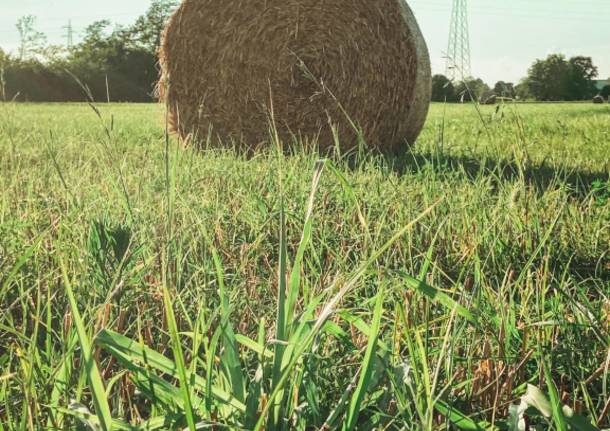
[271,201,289,428]
[0,231,46,299]
[199,222,245,403]
[253,199,442,431]
[435,400,485,430]
[60,261,113,431]
[402,274,478,326]
[563,411,600,431]
[326,161,371,244]
[56,406,132,431]
[95,329,246,412]
[234,334,273,360]
[101,343,201,412]
[161,283,197,431]
[343,287,384,431]
[337,311,390,352]
[285,159,326,329]
[543,361,568,431]
[47,331,77,429]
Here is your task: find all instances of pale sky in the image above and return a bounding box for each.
[1,0,609,85]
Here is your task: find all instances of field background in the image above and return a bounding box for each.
[1,102,609,429]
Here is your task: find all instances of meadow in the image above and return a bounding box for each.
[0,101,609,430]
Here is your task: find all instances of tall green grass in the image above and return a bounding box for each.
[0,101,608,429]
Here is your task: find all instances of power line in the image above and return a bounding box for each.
[1,5,609,37]
[409,0,610,23]
[0,11,148,36]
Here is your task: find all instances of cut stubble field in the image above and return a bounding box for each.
[0,102,609,430]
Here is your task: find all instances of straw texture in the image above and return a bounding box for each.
[159,0,431,152]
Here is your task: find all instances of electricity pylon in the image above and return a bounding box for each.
[446,0,471,80]
[63,20,74,49]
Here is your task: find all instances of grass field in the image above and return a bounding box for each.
[1,102,609,430]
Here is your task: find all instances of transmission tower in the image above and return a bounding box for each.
[63,20,74,49]
[446,0,471,80]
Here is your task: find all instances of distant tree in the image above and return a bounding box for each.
[454,77,490,102]
[69,20,122,70]
[566,56,598,100]
[601,85,610,99]
[129,0,179,52]
[16,15,47,60]
[63,19,159,101]
[524,54,598,101]
[54,0,178,101]
[431,74,456,102]
[493,81,515,98]
[525,54,569,101]
[0,48,7,69]
[0,48,7,100]
[514,80,531,100]
[81,20,114,50]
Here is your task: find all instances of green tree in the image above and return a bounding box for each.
[129,0,179,52]
[515,80,531,100]
[525,54,569,101]
[600,85,610,99]
[0,48,7,100]
[431,74,456,102]
[5,7,173,102]
[69,20,123,70]
[65,19,158,101]
[566,56,598,100]
[454,77,490,102]
[524,54,598,101]
[16,15,47,60]
[58,0,178,101]
[493,81,515,98]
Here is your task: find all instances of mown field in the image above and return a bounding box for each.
[0,102,609,430]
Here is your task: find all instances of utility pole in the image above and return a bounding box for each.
[446,0,471,80]
[63,20,74,49]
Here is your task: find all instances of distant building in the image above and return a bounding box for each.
[594,79,610,91]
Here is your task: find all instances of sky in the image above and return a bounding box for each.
[1,0,609,85]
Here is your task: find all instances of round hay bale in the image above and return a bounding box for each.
[593,95,605,104]
[483,95,497,105]
[159,0,431,152]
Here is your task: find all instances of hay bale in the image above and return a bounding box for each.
[482,95,497,105]
[593,95,605,104]
[159,0,431,152]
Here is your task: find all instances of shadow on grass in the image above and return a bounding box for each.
[381,151,610,198]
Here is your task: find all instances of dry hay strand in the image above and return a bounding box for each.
[159,0,431,152]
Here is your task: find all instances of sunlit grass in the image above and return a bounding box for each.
[0,101,608,430]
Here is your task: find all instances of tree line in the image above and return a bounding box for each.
[0,1,608,103]
[432,55,609,103]
[0,0,177,102]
